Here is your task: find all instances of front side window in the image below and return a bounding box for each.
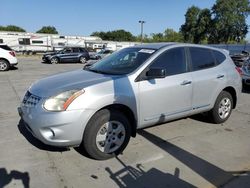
[149,47,187,76]
[89,48,156,75]
[189,47,216,71]
[64,48,72,53]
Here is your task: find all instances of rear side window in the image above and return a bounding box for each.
[73,48,80,52]
[212,50,226,65]
[150,47,187,76]
[0,45,12,51]
[189,47,216,71]
[79,48,87,53]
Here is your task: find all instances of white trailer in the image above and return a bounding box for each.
[0,31,102,54]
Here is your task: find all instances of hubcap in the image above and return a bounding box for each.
[80,57,86,63]
[0,61,7,71]
[96,121,126,153]
[51,58,58,64]
[218,97,231,119]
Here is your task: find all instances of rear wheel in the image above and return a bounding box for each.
[79,56,87,64]
[0,59,10,71]
[209,91,233,124]
[50,57,59,64]
[82,109,131,160]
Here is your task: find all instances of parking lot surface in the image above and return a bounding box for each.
[0,57,250,188]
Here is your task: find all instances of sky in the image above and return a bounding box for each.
[1,0,250,39]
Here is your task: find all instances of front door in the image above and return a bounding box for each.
[138,47,193,128]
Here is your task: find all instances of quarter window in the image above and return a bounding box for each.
[212,50,226,65]
[189,47,216,71]
[149,48,187,76]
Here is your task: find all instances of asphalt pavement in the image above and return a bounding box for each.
[0,56,250,188]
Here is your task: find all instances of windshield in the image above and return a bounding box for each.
[89,48,156,75]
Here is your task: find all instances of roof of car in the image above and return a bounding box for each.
[133,42,177,50]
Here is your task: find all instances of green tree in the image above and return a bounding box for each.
[36,26,58,34]
[194,9,211,44]
[164,29,183,42]
[91,30,135,41]
[181,6,212,43]
[180,6,200,43]
[0,25,26,32]
[209,0,250,43]
[151,32,164,42]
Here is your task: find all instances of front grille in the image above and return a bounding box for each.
[22,91,41,107]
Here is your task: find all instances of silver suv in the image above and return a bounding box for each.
[18,43,242,160]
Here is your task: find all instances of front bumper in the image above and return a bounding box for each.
[17,102,95,147]
[42,56,51,62]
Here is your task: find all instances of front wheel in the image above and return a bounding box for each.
[50,57,59,64]
[82,109,131,160]
[209,91,233,124]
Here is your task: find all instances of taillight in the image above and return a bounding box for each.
[9,51,16,57]
[235,67,243,76]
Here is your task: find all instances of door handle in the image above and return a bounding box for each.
[181,80,192,85]
[217,75,225,79]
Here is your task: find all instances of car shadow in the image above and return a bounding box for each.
[189,113,214,124]
[242,86,250,94]
[40,61,51,64]
[105,156,196,188]
[17,119,69,152]
[136,130,250,187]
[9,66,18,71]
[0,168,30,188]
[41,61,90,65]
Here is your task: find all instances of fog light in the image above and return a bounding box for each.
[42,128,55,139]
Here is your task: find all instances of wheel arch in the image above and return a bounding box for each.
[0,58,10,64]
[98,104,137,137]
[222,86,237,109]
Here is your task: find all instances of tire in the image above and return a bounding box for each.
[82,109,131,160]
[209,91,233,124]
[0,59,10,71]
[50,57,59,64]
[79,56,87,64]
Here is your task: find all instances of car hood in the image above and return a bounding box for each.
[29,69,113,97]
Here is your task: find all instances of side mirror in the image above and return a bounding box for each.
[146,68,166,79]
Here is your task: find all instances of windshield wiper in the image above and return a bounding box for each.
[87,68,108,74]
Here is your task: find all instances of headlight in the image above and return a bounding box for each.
[44,90,84,111]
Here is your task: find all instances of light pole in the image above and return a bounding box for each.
[139,20,145,43]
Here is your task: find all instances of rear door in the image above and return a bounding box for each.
[188,47,227,111]
[138,47,193,127]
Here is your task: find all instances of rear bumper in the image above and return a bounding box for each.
[10,62,18,66]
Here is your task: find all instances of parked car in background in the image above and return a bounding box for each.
[42,47,90,64]
[90,49,113,60]
[242,59,250,87]
[231,51,249,67]
[18,43,241,160]
[0,44,18,71]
